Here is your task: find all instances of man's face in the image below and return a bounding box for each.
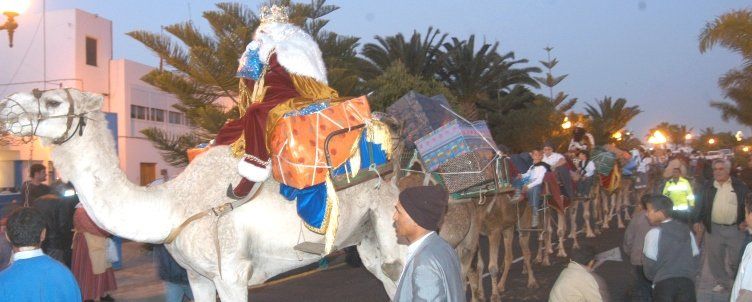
[393,201,416,245]
[645,203,665,225]
[33,169,46,182]
[713,163,730,182]
[672,168,681,179]
[531,150,543,163]
[578,153,587,161]
[543,146,553,156]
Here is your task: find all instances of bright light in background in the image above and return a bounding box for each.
[0,0,32,14]
[744,146,750,153]
[63,189,75,197]
[685,133,692,140]
[648,130,667,145]
[708,138,716,145]
[561,117,571,130]
[736,131,744,142]
[612,131,623,141]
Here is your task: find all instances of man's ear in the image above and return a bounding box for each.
[4,231,9,244]
[40,228,46,243]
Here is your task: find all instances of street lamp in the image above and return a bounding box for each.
[561,116,571,130]
[708,138,716,145]
[0,0,31,47]
[685,133,692,141]
[736,131,744,142]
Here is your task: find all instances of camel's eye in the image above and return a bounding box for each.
[46,100,61,108]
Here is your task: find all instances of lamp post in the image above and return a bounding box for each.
[0,0,31,47]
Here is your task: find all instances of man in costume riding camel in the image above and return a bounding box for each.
[213,4,338,199]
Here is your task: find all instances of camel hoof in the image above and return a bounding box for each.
[618,223,625,229]
[557,250,568,258]
[543,259,551,266]
[594,229,602,235]
[573,243,581,250]
[586,232,596,238]
[490,294,501,302]
[527,280,540,289]
[602,224,610,230]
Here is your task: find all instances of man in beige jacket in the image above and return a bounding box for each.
[549,245,609,301]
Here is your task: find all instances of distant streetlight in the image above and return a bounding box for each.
[648,130,667,145]
[736,131,744,142]
[561,116,571,130]
[744,146,750,153]
[612,131,623,141]
[0,0,31,47]
[708,138,716,145]
[685,133,692,141]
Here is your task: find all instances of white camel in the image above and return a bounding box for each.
[0,88,407,301]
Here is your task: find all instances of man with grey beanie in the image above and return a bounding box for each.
[392,185,464,302]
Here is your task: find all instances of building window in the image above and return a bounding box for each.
[149,108,165,122]
[168,111,183,124]
[86,37,97,66]
[131,105,146,120]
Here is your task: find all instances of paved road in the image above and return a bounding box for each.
[111,217,730,301]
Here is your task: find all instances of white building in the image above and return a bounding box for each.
[0,9,193,189]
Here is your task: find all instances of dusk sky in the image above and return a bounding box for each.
[24,0,752,138]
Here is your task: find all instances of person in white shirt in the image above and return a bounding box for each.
[543,143,567,169]
[731,194,752,302]
[512,149,550,227]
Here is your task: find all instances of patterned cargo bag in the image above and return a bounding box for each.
[386,91,454,145]
[268,96,371,189]
[591,146,616,176]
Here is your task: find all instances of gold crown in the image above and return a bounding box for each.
[260,5,289,25]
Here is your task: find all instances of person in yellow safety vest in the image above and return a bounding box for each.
[662,167,695,223]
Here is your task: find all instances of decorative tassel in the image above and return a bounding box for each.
[323,176,339,254]
[365,120,393,158]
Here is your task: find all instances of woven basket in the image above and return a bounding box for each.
[437,149,497,193]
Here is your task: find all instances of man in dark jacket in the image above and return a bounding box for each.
[694,159,751,293]
[31,194,76,267]
[154,245,193,302]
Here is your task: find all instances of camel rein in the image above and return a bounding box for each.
[163,182,264,279]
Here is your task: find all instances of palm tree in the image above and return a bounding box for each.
[584,97,642,144]
[699,9,752,127]
[438,35,540,120]
[128,1,360,166]
[360,27,447,80]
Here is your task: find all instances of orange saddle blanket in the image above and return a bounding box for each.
[268,96,371,189]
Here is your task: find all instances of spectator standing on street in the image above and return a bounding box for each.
[71,206,117,302]
[20,163,51,205]
[0,207,81,301]
[731,193,752,302]
[623,195,655,301]
[154,244,193,302]
[643,195,700,301]
[549,244,610,302]
[662,167,695,223]
[392,185,464,302]
[695,159,751,293]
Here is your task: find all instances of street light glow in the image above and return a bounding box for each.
[736,131,744,142]
[685,133,692,140]
[744,146,750,153]
[648,130,667,144]
[561,116,571,130]
[612,131,623,141]
[0,0,31,14]
[708,138,716,145]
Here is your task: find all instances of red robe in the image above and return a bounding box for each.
[71,208,117,300]
[215,53,300,162]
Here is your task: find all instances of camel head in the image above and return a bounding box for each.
[0,88,102,144]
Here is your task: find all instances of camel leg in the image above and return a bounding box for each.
[487,227,503,301]
[187,271,217,302]
[568,201,578,239]
[467,250,483,302]
[617,190,626,229]
[214,278,249,302]
[369,200,404,290]
[497,228,514,293]
[357,230,399,299]
[542,211,552,266]
[583,198,596,238]
[519,230,539,288]
[603,193,614,229]
[557,210,570,256]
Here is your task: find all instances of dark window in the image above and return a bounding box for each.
[86,37,97,66]
[149,108,165,122]
[168,111,183,124]
[131,105,146,119]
